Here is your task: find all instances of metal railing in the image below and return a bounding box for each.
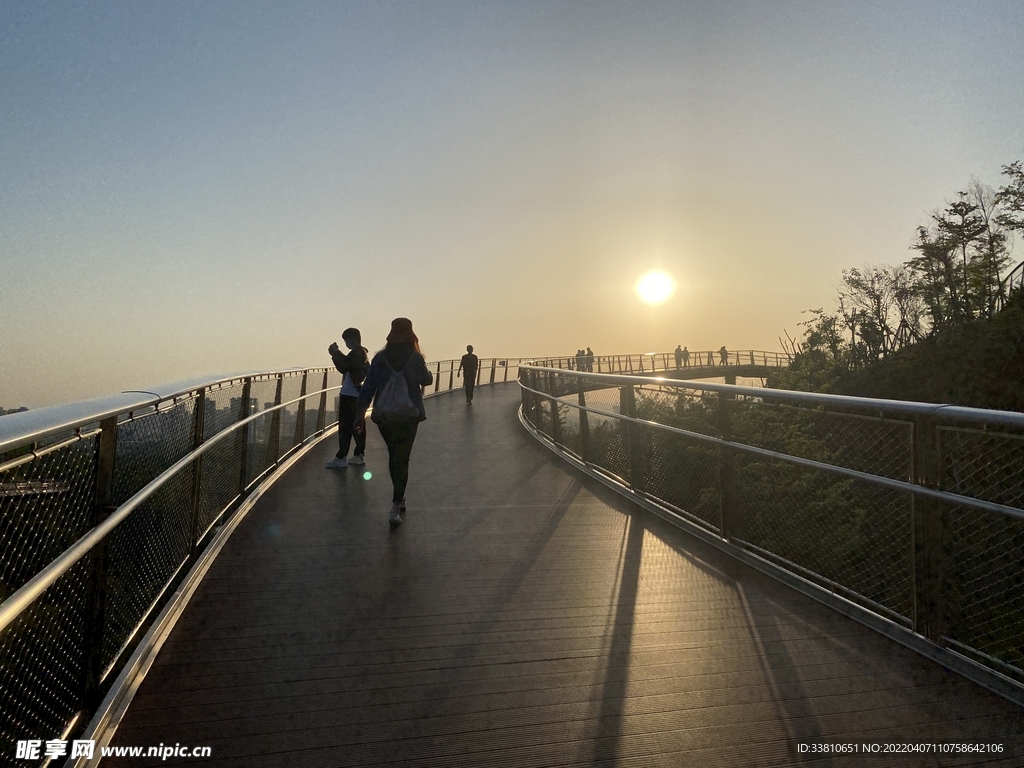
[994,259,1024,314]
[531,349,790,374]
[518,364,1024,701]
[0,357,524,766]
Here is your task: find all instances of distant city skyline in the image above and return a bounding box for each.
[3,1,1023,408]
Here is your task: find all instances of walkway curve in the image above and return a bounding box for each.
[101,385,1023,767]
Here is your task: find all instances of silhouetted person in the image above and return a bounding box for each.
[674,345,683,368]
[326,327,369,469]
[575,349,585,370]
[585,347,595,372]
[682,346,690,367]
[457,345,479,404]
[719,345,729,365]
[354,318,433,528]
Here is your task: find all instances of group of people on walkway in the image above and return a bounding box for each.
[326,318,433,529]
[326,320,481,529]
[572,347,595,371]
[673,345,731,367]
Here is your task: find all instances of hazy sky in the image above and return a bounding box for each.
[2,1,1023,407]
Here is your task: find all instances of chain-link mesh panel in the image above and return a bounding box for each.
[0,557,91,768]
[579,387,631,483]
[944,501,1024,676]
[635,385,718,437]
[302,389,323,443]
[0,435,99,598]
[196,385,244,538]
[730,400,913,481]
[732,455,914,619]
[553,399,581,457]
[111,398,196,506]
[245,378,280,487]
[101,466,193,668]
[277,374,304,458]
[638,423,721,532]
[941,427,1024,510]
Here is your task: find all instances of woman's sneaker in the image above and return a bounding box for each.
[348,454,366,465]
[389,503,403,528]
[325,457,348,468]
[398,498,407,515]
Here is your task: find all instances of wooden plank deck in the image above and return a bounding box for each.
[104,384,1024,767]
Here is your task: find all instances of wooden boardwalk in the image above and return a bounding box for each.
[105,384,1024,767]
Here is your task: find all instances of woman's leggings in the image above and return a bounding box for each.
[377,420,420,502]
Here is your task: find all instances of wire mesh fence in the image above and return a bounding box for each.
[0,358,525,765]
[519,364,1024,692]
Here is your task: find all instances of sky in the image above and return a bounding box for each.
[2,0,1023,408]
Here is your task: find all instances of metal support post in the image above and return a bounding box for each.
[293,372,308,448]
[620,385,646,492]
[237,378,252,496]
[435,362,441,392]
[82,415,118,710]
[578,382,590,463]
[717,391,736,539]
[550,392,562,445]
[912,414,946,642]
[489,358,497,384]
[448,364,454,391]
[316,371,328,433]
[188,389,207,559]
[269,376,283,461]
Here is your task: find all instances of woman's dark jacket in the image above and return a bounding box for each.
[356,343,434,422]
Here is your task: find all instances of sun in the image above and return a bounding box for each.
[635,270,676,305]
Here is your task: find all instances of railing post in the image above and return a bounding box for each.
[188,389,207,558]
[435,362,441,392]
[912,414,946,643]
[82,415,118,710]
[578,381,590,463]
[293,372,308,447]
[269,376,283,461]
[316,371,328,433]
[620,385,646,492]
[448,363,454,391]
[550,392,562,445]
[237,378,253,496]
[503,361,509,383]
[717,391,736,539]
[532,370,543,427]
[489,358,497,384]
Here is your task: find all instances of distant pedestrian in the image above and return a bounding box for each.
[719,345,729,366]
[457,345,479,404]
[575,349,585,370]
[674,345,683,368]
[585,347,595,372]
[326,328,369,469]
[682,346,690,367]
[354,318,433,528]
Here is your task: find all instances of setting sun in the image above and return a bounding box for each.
[635,270,676,305]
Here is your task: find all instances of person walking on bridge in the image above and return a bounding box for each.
[354,318,433,528]
[718,345,729,366]
[457,345,479,404]
[326,328,369,469]
[674,345,683,368]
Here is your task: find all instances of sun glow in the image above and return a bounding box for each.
[635,270,676,305]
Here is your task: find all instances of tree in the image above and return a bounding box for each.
[995,161,1024,235]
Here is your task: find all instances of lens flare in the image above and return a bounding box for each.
[362,471,372,480]
[635,270,676,305]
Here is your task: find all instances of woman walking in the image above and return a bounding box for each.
[326,327,369,469]
[354,318,433,528]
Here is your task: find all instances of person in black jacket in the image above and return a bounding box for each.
[326,327,370,468]
[457,345,478,404]
[354,318,433,528]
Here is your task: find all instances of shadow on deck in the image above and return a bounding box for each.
[104,385,1023,767]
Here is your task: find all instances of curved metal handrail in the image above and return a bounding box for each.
[517,363,1024,703]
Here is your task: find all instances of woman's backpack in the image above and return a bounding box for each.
[374,358,420,422]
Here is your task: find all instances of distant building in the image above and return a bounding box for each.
[0,406,29,417]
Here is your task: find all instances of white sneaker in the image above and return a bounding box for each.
[325,457,348,469]
[389,503,403,528]
[348,454,366,465]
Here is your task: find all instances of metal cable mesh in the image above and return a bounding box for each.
[577,387,631,483]
[196,385,244,537]
[0,558,91,768]
[111,398,196,506]
[277,374,304,458]
[943,501,1024,674]
[731,457,914,618]
[634,385,718,437]
[302,389,323,443]
[101,467,193,667]
[730,400,913,480]
[637,422,721,532]
[0,436,99,597]
[245,379,280,487]
[553,400,581,457]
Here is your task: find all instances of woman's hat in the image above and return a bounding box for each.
[386,317,418,344]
